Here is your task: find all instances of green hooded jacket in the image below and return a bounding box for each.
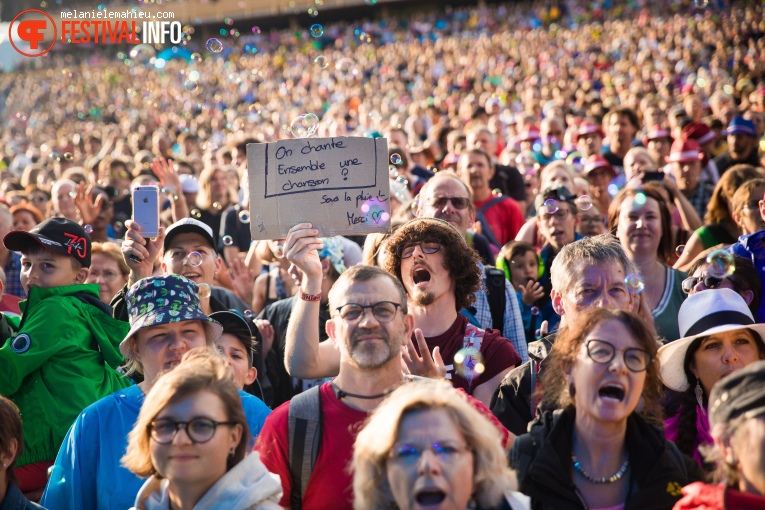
[0,283,130,467]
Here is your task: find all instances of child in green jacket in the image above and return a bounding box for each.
[0,217,130,494]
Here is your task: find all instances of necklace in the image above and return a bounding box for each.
[571,454,629,484]
[330,381,395,401]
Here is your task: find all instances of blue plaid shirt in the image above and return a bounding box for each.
[474,263,528,363]
[4,251,24,299]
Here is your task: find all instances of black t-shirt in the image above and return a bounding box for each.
[471,232,495,266]
[491,164,526,203]
[220,205,252,252]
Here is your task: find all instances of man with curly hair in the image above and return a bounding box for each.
[381,217,522,404]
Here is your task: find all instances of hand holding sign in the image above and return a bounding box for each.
[246,136,391,240]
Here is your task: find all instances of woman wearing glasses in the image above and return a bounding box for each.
[511,308,701,509]
[608,186,687,343]
[680,254,760,317]
[658,289,765,472]
[352,379,529,510]
[122,348,282,510]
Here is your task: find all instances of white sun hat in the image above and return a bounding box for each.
[657,288,765,392]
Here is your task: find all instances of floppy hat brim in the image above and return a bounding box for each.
[658,323,765,392]
[119,314,223,359]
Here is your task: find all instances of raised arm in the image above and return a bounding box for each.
[283,223,341,379]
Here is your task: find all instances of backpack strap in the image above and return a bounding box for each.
[475,196,508,248]
[529,360,539,419]
[288,385,323,509]
[510,432,537,487]
[483,265,506,331]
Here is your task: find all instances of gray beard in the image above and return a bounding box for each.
[348,329,397,370]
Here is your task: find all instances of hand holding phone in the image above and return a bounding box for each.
[132,186,160,238]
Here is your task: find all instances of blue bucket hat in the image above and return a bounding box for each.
[318,237,346,275]
[119,274,223,358]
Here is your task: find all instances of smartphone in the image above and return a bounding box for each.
[642,171,665,182]
[132,186,160,238]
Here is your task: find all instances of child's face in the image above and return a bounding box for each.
[217,333,257,389]
[20,250,86,295]
[510,251,539,287]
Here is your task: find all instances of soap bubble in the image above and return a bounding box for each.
[454,347,485,380]
[84,224,93,234]
[161,186,178,201]
[49,152,61,162]
[206,38,223,53]
[187,252,203,267]
[212,202,223,210]
[675,245,685,257]
[694,0,709,7]
[531,306,540,316]
[238,210,251,224]
[608,184,619,196]
[252,26,261,34]
[634,192,647,206]
[272,244,285,259]
[63,152,74,161]
[314,55,328,69]
[364,0,378,4]
[129,43,156,64]
[535,329,542,339]
[290,113,319,138]
[625,273,645,294]
[543,199,558,214]
[244,310,254,318]
[492,188,503,197]
[69,190,77,198]
[395,176,408,186]
[184,80,198,92]
[576,195,593,211]
[390,153,402,165]
[706,250,735,278]
[335,58,358,80]
[197,282,211,299]
[222,235,234,246]
[310,24,324,37]
[308,7,319,17]
[191,209,202,219]
[190,52,202,63]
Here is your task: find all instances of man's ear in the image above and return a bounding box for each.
[551,289,566,315]
[320,257,331,276]
[75,267,89,284]
[326,318,339,349]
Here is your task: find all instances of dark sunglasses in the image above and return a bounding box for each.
[427,197,471,210]
[681,274,732,294]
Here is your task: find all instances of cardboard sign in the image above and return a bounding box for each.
[246,136,391,240]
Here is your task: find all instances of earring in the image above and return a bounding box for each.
[229,447,235,456]
[695,379,706,415]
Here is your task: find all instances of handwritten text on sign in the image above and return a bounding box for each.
[247,136,390,240]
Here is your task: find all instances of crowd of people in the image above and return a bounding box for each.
[0,0,764,508]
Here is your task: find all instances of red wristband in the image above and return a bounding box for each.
[300,291,321,302]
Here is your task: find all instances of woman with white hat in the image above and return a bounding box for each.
[658,288,765,469]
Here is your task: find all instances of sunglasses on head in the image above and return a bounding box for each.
[681,274,732,294]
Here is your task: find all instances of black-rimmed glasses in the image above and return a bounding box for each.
[396,239,442,259]
[681,274,732,294]
[148,417,237,444]
[334,301,402,323]
[586,339,652,372]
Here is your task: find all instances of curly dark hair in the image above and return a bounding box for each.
[383,218,482,311]
[541,308,664,425]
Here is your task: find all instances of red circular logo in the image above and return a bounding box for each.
[9,9,56,57]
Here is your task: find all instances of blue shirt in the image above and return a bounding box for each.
[4,251,24,299]
[41,384,270,510]
[729,230,765,323]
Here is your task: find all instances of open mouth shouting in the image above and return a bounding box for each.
[412,265,432,287]
[598,382,626,403]
[414,486,447,509]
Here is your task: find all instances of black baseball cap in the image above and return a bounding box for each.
[209,310,256,366]
[163,218,216,253]
[534,185,577,212]
[4,217,92,267]
[709,359,765,428]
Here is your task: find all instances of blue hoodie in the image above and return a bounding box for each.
[41,384,270,510]
[728,230,765,323]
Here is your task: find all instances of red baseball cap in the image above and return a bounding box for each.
[573,121,605,143]
[666,139,703,163]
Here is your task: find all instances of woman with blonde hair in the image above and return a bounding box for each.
[352,379,529,510]
[122,348,281,510]
[86,242,130,304]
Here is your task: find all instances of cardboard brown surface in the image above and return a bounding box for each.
[246,136,391,240]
